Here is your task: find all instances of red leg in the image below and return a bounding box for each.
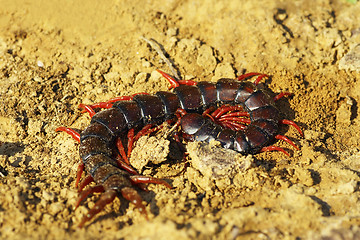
[280,119,303,137]
[212,105,244,119]
[220,121,236,130]
[211,105,229,119]
[78,104,97,118]
[78,189,116,228]
[121,187,147,219]
[86,93,151,110]
[177,80,198,86]
[133,124,153,142]
[202,106,215,116]
[127,121,174,160]
[116,138,129,165]
[88,96,132,109]
[75,162,84,188]
[79,93,151,117]
[75,185,105,209]
[176,108,187,118]
[203,113,215,122]
[218,117,251,124]
[78,175,94,192]
[275,135,299,150]
[173,131,188,153]
[219,120,247,130]
[203,105,250,130]
[202,106,217,121]
[273,92,292,101]
[115,155,138,175]
[129,175,172,189]
[157,69,180,88]
[157,69,197,89]
[237,72,269,85]
[253,74,269,85]
[55,127,80,142]
[172,109,188,132]
[260,146,289,156]
[134,120,173,142]
[127,128,135,158]
[219,111,250,118]
[237,72,267,82]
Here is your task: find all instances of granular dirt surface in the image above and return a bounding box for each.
[1,1,360,239]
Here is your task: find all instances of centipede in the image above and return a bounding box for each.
[56,69,303,227]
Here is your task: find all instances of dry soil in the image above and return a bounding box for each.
[1,0,360,239]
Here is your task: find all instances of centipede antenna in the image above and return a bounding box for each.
[141,36,181,80]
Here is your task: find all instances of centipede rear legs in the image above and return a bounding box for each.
[77,187,138,228]
[75,173,172,228]
[75,174,172,211]
[55,126,151,193]
[56,126,172,227]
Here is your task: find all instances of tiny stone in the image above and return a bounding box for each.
[49,202,64,216]
[104,71,120,81]
[135,72,148,83]
[42,213,53,225]
[331,180,357,195]
[37,60,44,68]
[339,44,360,72]
[197,45,217,73]
[304,130,326,141]
[42,191,55,202]
[336,98,353,126]
[167,27,178,37]
[142,59,152,68]
[212,62,236,81]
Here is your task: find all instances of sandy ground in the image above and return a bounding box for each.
[1,0,360,239]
